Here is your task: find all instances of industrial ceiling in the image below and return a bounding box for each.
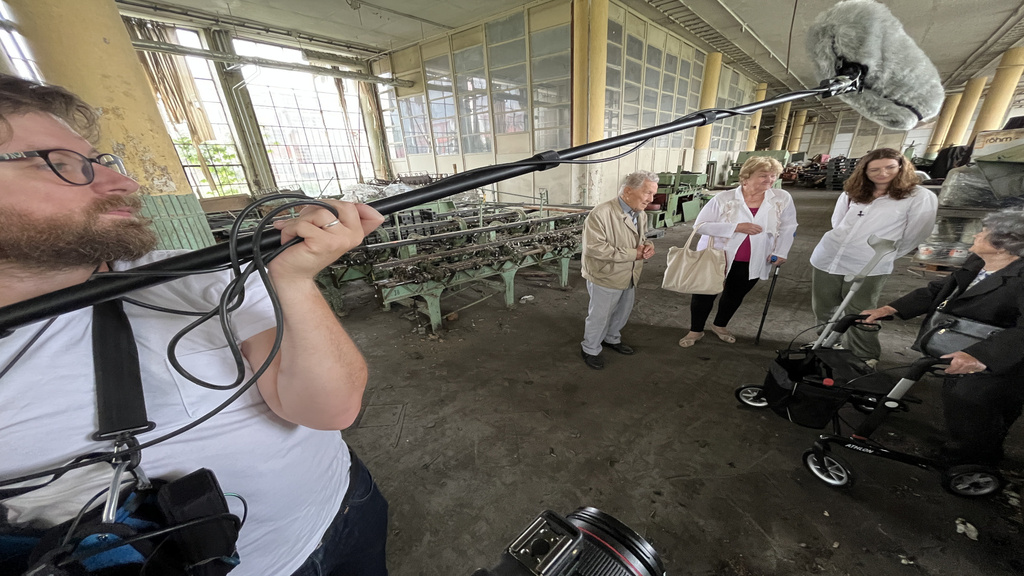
[117,0,1024,129]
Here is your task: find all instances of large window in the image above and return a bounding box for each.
[379,86,406,159]
[622,32,643,134]
[159,28,247,197]
[424,54,459,156]
[530,24,570,150]
[605,19,623,138]
[235,39,374,196]
[0,4,40,80]
[487,13,528,134]
[399,94,431,155]
[454,44,492,153]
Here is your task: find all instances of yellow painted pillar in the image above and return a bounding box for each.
[969,47,1024,142]
[571,0,608,205]
[692,52,722,172]
[745,82,767,151]
[572,0,608,146]
[7,0,191,197]
[942,76,987,148]
[769,101,791,150]
[587,0,609,145]
[924,93,962,159]
[787,109,808,153]
[782,110,796,150]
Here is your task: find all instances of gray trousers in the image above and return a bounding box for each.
[811,267,889,361]
[581,280,635,355]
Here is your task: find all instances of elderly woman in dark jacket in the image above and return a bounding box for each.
[863,209,1024,466]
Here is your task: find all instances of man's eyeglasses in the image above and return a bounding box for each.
[0,148,128,185]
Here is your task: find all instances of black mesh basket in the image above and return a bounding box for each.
[762,349,853,429]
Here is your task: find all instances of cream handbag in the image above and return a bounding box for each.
[661,224,727,295]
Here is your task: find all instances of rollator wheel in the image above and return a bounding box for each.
[734,385,768,408]
[803,449,854,488]
[941,465,1003,498]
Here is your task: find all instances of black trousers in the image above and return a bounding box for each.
[941,373,1024,466]
[689,261,759,332]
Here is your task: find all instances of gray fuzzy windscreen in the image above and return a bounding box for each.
[806,0,944,130]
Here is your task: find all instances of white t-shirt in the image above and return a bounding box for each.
[0,251,349,576]
[810,186,938,276]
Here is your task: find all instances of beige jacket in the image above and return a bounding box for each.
[581,198,653,290]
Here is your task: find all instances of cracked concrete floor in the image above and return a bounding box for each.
[337,188,1023,576]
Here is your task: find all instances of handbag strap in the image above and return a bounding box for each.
[92,299,154,442]
[685,223,705,251]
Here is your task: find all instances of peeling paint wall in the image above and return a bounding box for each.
[8,0,192,198]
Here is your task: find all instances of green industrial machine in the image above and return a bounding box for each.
[204,191,588,334]
[646,167,709,229]
[316,201,589,333]
[725,150,790,187]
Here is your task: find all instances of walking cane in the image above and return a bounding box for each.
[754,259,781,345]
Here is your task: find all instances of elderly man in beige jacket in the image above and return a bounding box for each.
[580,171,658,369]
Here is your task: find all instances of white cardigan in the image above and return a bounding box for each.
[693,186,799,280]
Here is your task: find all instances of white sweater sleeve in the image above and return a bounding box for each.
[895,188,939,257]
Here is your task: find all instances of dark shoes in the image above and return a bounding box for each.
[581,348,604,370]
[601,341,635,355]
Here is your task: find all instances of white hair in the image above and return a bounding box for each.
[619,171,659,195]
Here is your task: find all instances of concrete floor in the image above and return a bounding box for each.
[337,187,1023,576]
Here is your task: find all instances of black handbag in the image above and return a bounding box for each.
[918,311,1005,359]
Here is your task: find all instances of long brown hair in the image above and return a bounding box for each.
[843,148,920,204]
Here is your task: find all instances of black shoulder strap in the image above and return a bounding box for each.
[92,299,154,441]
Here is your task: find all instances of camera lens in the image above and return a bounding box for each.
[565,507,665,576]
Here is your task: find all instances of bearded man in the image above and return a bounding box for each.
[0,75,389,576]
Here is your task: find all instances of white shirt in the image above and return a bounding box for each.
[0,251,348,576]
[810,186,937,276]
[693,186,799,280]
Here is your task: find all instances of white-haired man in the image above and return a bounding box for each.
[579,171,657,369]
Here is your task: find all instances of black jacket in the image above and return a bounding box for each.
[889,255,1024,375]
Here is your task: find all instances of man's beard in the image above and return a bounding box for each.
[0,195,158,269]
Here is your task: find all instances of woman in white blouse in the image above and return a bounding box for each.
[810,148,938,365]
[679,156,798,347]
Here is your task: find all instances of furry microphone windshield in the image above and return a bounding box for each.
[806,0,944,130]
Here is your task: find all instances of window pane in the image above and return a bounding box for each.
[488,38,526,68]
[624,62,642,84]
[643,88,658,109]
[454,46,484,72]
[532,54,570,82]
[664,54,678,75]
[530,25,570,58]
[625,35,644,60]
[646,45,662,68]
[607,44,622,67]
[623,82,641,105]
[491,64,527,89]
[533,78,570,105]
[535,128,569,150]
[456,73,488,93]
[644,67,660,89]
[608,20,623,45]
[462,134,493,154]
[606,66,621,87]
[534,105,569,129]
[486,13,525,44]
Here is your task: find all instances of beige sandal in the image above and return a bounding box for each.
[678,331,704,348]
[709,325,736,344]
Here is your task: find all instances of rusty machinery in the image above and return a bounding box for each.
[317,200,589,333]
